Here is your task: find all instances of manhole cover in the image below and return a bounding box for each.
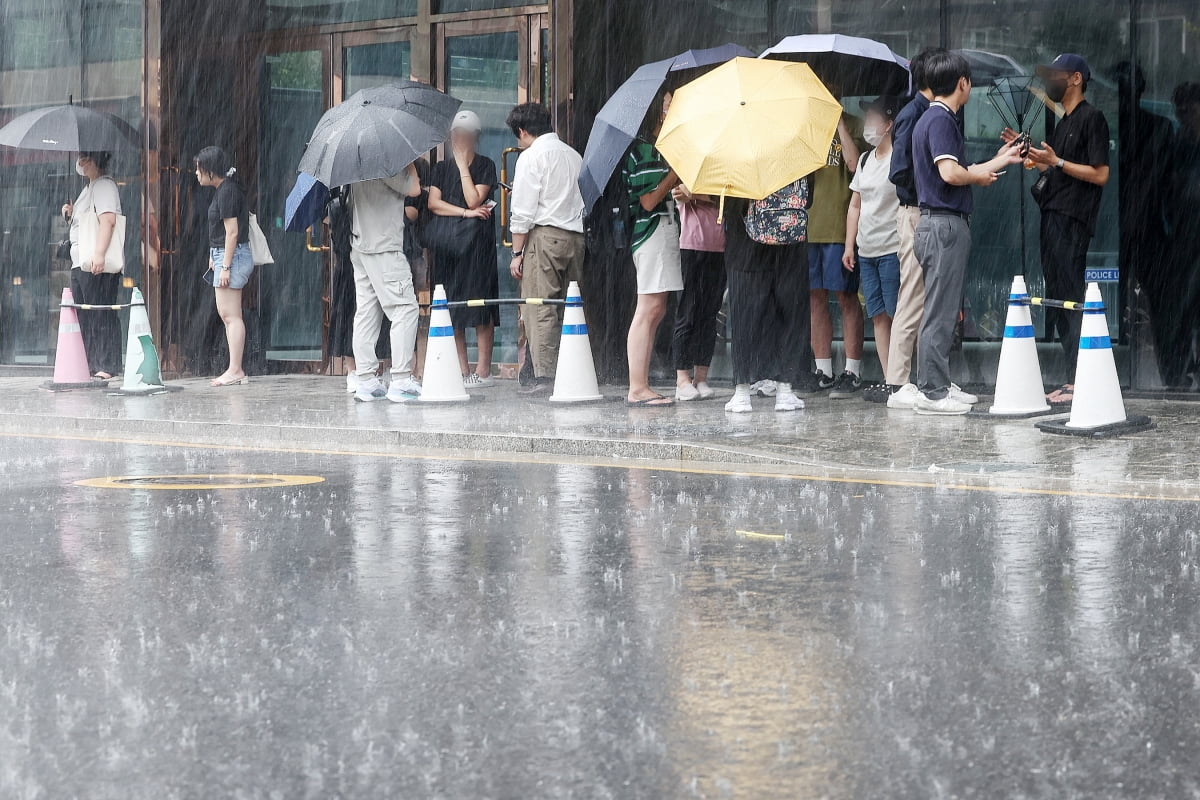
[75,474,325,490]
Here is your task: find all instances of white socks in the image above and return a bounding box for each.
[845,358,862,377]
[816,358,833,377]
[734,383,751,397]
[777,382,793,395]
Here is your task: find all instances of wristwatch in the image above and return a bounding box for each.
[513,250,524,258]
[1056,158,1065,170]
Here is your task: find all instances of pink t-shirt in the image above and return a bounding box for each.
[677,199,725,252]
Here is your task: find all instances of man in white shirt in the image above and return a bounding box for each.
[505,103,586,395]
[349,162,422,403]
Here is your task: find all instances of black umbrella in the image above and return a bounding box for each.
[0,103,138,152]
[578,43,755,211]
[298,81,460,188]
[760,34,910,98]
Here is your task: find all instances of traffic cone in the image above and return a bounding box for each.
[987,276,1051,417]
[42,288,105,391]
[419,284,469,403]
[1036,283,1154,437]
[550,281,603,403]
[119,288,167,394]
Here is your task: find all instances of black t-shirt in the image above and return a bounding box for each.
[208,179,250,248]
[1039,100,1110,234]
[431,154,497,209]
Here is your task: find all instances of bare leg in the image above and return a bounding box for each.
[475,323,495,378]
[810,289,833,359]
[454,329,470,376]
[694,365,710,384]
[213,288,245,384]
[839,290,865,361]
[676,369,693,388]
[872,314,892,377]
[627,292,669,402]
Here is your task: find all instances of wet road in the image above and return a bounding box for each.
[1,435,1198,799]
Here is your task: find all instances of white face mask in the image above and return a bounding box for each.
[863,125,885,147]
[75,160,88,177]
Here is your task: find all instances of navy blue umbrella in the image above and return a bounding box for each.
[579,43,755,212]
[284,172,329,233]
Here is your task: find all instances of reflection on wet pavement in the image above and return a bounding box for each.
[1,437,1198,798]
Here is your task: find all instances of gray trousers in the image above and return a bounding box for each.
[913,214,971,400]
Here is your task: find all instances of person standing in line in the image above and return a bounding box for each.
[1003,54,1110,404]
[427,110,499,388]
[843,96,902,400]
[505,103,586,396]
[621,93,682,407]
[348,162,422,403]
[911,51,1023,415]
[671,181,726,402]
[194,147,254,387]
[404,157,431,381]
[63,151,122,381]
[807,105,868,399]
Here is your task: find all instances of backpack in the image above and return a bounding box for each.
[585,169,634,255]
[744,176,811,245]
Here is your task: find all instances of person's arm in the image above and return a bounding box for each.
[216,217,238,288]
[89,212,116,275]
[839,116,862,173]
[889,112,914,188]
[428,174,492,220]
[842,192,861,271]
[508,157,539,281]
[1027,115,1112,186]
[638,170,679,212]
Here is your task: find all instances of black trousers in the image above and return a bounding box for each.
[1039,210,1090,382]
[672,249,726,371]
[726,243,810,386]
[70,268,122,376]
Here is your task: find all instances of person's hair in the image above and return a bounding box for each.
[924,50,972,97]
[1173,82,1200,109]
[910,47,945,93]
[194,146,235,179]
[80,151,112,172]
[506,103,553,138]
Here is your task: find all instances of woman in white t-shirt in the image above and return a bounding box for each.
[61,151,122,380]
[843,97,901,400]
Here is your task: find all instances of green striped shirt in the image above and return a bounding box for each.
[622,141,671,252]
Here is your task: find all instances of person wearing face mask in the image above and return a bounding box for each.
[843,96,902,402]
[61,151,122,381]
[1003,53,1110,405]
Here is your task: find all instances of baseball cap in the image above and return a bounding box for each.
[1037,53,1091,82]
[450,110,482,133]
[858,95,901,119]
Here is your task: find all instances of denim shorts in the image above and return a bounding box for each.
[808,243,858,293]
[209,242,254,289]
[858,252,901,318]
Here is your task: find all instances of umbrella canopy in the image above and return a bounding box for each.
[578,43,754,211]
[0,104,138,152]
[656,58,843,203]
[760,34,910,97]
[284,172,329,233]
[298,81,460,188]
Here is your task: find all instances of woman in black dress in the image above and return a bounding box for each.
[426,110,499,387]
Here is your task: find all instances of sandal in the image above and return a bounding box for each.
[93,372,114,381]
[211,375,250,387]
[626,394,674,407]
[1046,384,1074,406]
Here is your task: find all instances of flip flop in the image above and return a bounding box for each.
[626,394,674,407]
[1047,385,1074,406]
[211,375,250,387]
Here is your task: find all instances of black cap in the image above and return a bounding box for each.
[858,95,901,119]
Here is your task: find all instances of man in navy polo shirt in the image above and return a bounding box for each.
[910,51,1024,415]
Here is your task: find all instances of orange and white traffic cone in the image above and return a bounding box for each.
[550,281,603,403]
[419,285,470,403]
[1036,283,1154,437]
[42,288,104,391]
[988,276,1051,417]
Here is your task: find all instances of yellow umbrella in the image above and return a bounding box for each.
[656,57,843,219]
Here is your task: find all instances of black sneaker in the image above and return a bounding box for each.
[862,383,893,404]
[829,371,863,399]
[813,371,836,391]
[518,376,553,396]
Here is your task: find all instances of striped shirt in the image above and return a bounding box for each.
[622,141,673,252]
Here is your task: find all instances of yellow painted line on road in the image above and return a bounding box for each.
[736,530,786,540]
[76,474,325,490]
[3,430,1196,503]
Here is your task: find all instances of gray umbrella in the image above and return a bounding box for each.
[298,82,461,188]
[0,103,138,152]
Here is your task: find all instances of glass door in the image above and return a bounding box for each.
[258,37,330,362]
[337,28,414,99]
[435,14,547,365]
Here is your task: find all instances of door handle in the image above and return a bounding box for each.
[306,224,330,253]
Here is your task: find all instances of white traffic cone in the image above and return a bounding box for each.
[1037,283,1153,437]
[419,284,470,403]
[119,288,166,394]
[550,281,603,403]
[989,276,1050,416]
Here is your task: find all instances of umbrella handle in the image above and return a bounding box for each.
[717,188,728,225]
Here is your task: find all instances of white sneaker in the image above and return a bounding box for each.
[696,381,715,400]
[676,382,701,401]
[750,379,777,397]
[774,390,805,412]
[949,383,978,405]
[354,376,387,402]
[915,393,972,416]
[345,373,358,394]
[463,374,494,388]
[388,376,423,402]
[887,383,920,410]
[724,393,753,413]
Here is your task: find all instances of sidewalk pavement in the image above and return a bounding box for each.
[3,375,1196,500]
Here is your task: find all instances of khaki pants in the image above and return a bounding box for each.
[886,205,925,386]
[520,225,584,378]
[351,248,419,380]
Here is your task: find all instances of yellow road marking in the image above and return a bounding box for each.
[736,530,786,540]
[76,474,325,490]
[1,430,1194,503]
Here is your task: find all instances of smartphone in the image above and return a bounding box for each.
[484,200,498,210]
